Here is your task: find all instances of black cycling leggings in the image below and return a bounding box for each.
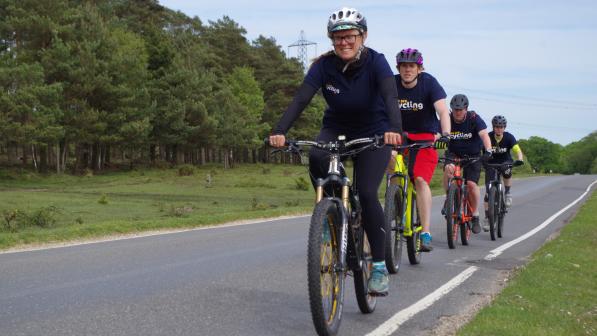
[309,128,391,262]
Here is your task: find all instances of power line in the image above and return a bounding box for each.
[472,96,596,111]
[445,85,596,109]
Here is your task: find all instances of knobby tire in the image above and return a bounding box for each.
[384,184,404,274]
[308,199,345,336]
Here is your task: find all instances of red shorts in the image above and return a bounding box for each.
[406,133,439,184]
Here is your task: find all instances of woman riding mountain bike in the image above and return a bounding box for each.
[269,7,402,297]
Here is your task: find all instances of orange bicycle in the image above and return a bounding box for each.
[439,155,480,249]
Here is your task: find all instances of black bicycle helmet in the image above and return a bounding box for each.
[450,94,469,110]
[327,7,367,37]
[492,115,507,127]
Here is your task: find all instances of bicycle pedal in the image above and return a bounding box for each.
[368,290,388,297]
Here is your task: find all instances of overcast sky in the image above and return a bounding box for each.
[159,0,597,145]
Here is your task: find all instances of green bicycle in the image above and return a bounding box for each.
[384,141,434,272]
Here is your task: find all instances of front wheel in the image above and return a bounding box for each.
[497,191,505,238]
[406,193,422,264]
[384,184,404,274]
[487,187,498,241]
[353,229,377,314]
[308,199,345,336]
[446,185,460,249]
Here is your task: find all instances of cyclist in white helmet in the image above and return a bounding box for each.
[270,7,402,296]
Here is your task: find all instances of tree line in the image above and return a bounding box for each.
[519,132,597,175]
[1,1,595,175]
[0,0,324,173]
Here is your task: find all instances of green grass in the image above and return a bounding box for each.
[0,161,538,250]
[0,164,314,249]
[458,190,597,336]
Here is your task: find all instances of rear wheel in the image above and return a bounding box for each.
[460,222,471,245]
[446,185,459,249]
[406,194,422,264]
[308,199,345,336]
[487,187,498,241]
[384,184,404,274]
[354,229,377,314]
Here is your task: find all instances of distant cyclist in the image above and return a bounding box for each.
[393,48,451,252]
[442,94,493,234]
[270,7,402,296]
[482,115,524,231]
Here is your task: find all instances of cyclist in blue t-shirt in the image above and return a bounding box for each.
[442,94,493,234]
[482,115,524,231]
[270,7,402,296]
[392,48,451,252]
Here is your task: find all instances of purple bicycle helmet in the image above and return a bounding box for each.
[396,48,423,65]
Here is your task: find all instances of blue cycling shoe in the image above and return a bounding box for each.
[420,232,433,252]
[368,262,389,296]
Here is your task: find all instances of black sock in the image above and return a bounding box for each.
[505,186,511,194]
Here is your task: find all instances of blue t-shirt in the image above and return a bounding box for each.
[395,72,446,134]
[448,111,488,156]
[304,48,394,138]
[488,131,517,162]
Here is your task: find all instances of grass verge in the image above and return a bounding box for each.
[0,161,543,251]
[458,190,597,336]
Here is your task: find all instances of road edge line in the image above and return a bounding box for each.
[365,266,478,336]
[484,179,597,261]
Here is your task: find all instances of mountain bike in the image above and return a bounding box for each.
[439,155,480,249]
[484,160,524,240]
[267,135,383,336]
[384,141,434,273]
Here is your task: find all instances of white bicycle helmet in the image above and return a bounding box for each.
[327,7,367,37]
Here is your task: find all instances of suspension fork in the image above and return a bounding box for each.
[403,179,415,236]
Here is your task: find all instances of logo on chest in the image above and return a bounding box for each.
[325,84,340,94]
[449,132,473,140]
[399,99,424,111]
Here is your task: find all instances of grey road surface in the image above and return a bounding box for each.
[1,175,595,336]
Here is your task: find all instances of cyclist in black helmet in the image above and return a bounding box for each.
[270,7,402,296]
[442,94,493,234]
[482,115,524,231]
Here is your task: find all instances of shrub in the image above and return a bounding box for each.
[19,206,60,228]
[2,209,19,232]
[294,176,310,191]
[98,193,109,204]
[251,197,269,210]
[178,164,195,176]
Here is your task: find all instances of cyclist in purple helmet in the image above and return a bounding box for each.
[392,48,451,252]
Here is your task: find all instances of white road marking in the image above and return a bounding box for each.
[484,179,597,260]
[365,266,478,336]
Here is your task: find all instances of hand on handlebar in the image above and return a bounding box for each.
[434,135,450,149]
[268,134,286,148]
[482,150,492,163]
[384,132,402,146]
[514,160,524,167]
